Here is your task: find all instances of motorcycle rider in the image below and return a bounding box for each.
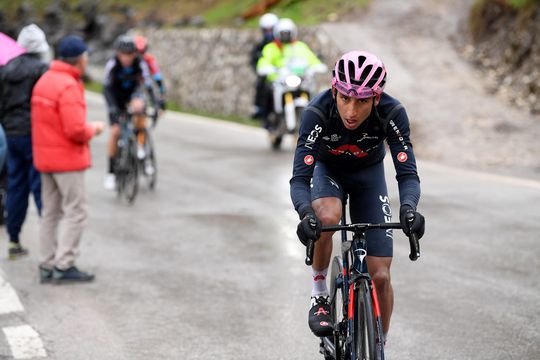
[256,18,325,130]
[250,12,279,120]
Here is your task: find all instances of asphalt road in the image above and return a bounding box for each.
[0,91,538,359]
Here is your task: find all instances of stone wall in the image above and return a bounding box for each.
[140,27,341,117]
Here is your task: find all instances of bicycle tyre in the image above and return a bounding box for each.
[329,256,345,360]
[354,279,378,360]
[144,130,157,190]
[122,137,139,204]
[115,139,129,197]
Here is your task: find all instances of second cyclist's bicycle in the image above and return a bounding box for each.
[115,110,157,204]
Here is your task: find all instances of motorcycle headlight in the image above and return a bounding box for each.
[285,75,302,88]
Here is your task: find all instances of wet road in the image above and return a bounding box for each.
[0,91,538,359]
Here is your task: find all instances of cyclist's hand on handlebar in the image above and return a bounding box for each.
[297,209,322,246]
[399,204,425,239]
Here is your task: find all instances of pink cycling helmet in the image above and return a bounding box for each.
[332,51,387,99]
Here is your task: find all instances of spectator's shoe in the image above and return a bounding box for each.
[308,295,334,337]
[39,266,53,284]
[103,174,116,191]
[52,266,95,284]
[8,242,29,260]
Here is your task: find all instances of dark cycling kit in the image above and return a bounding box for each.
[103,56,155,124]
[290,89,421,256]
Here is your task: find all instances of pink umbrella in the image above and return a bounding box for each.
[0,32,26,66]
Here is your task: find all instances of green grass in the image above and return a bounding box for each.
[2,0,370,27]
[84,80,103,93]
[507,0,539,8]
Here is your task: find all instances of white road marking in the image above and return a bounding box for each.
[3,325,47,359]
[0,274,24,314]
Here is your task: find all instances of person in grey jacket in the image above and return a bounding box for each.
[0,24,49,259]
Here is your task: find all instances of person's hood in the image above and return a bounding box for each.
[17,24,49,55]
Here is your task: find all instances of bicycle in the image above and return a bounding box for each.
[305,203,420,360]
[115,109,158,204]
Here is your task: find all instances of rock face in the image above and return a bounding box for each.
[141,27,341,117]
[461,2,540,114]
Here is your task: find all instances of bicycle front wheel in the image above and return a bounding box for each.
[354,278,378,360]
[122,137,139,204]
[328,256,345,359]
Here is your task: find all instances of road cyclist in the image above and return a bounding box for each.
[290,50,426,346]
[103,34,158,192]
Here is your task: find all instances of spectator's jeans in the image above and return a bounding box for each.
[6,136,41,242]
[40,171,87,270]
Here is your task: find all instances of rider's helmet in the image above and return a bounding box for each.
[274,18,297,44]
[114,35,136,54]
[134,35,148,54]
[259,13,279,31]
[332,51,387,99]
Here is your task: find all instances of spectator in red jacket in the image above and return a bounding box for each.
[31,35,105,284]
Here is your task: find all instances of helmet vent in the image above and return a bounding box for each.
[337,59,347,82]
[348,60,357,83]
[366,66,383,88]
[357,55,366,68]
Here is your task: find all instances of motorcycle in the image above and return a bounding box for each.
[261,59,327,150]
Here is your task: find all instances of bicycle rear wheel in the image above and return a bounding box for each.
[354,279,378,360]
[143,130,157,190]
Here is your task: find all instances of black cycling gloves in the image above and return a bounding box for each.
[297,207,322,246]
[399,204,425,239]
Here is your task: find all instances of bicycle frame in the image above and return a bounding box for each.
[315,198,415,360]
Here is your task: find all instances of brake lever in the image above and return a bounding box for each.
[305,239,314,266]
[406,212,421,261]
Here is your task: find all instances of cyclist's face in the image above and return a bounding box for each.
[334,88,379,130]
[117,51,137,67]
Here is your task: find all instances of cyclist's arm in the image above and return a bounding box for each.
[290,108,325,218]
[102,59,122,117]
[139,59,157,107]
[385,106,421,209]
[153,73,166,97]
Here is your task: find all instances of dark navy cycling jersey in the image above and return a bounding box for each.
[290,89,421,218]
[103,55,154,114]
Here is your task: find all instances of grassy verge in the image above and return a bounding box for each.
[3,0,370,27]
[84,81,259,127]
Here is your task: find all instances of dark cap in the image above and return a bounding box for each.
[57,35,87,58]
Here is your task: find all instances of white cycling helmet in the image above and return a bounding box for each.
[259,13,279,30]
[274,18,297,44]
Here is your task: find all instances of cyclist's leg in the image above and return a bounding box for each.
[311,162,344,272]
[345,161,393,336]
[104,110,121,190]
[107,124,120,170]
[307,162,343,337]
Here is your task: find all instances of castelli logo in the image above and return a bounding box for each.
[397,152,408,162]
[320,321,329,326]
[304,155,314,165]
